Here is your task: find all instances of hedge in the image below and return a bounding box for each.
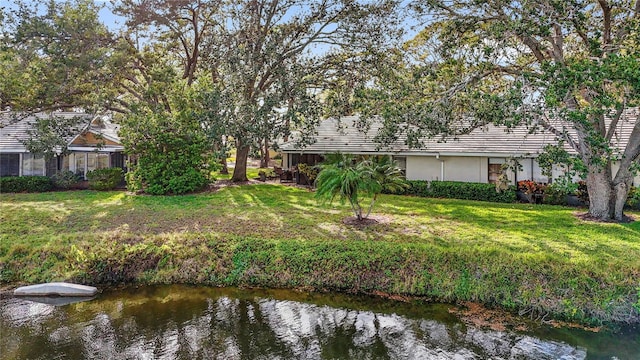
[87,168,124,191]
[401,180,516,203]
[0,176,53,193]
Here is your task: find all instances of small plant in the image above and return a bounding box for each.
[297,163,319,188]
[51,170,81,190]
[517,180,546,204]
[86,168,124,190]
[257,169,275,181]
[576,181,589,205]
[543,176,578,205]
[627,186,640,210]
[315,154,407,221]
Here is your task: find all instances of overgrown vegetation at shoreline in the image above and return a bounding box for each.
[1,184,639,326]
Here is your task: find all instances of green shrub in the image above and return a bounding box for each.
[576,181,589,204]
[627,186,640,210]
[543,183,568,205]
[0,176,53,193]
[395,180,516,203]
[121,111,210,195]
[429,181,516,203]
[86,168,124,190]
[405,180,430,196]
[51,170,81,190]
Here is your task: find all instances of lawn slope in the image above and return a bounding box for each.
[1,184,639,326]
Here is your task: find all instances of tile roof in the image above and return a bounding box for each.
[0,112,121,153]
[280,108,639,158]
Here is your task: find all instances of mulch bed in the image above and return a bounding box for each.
[575,212,636,223]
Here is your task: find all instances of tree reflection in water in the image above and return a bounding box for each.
[0,286,633,359]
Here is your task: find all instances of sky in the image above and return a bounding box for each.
[6,0,420,37]
[96,2,125,31]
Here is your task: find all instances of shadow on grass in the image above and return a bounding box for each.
[2,185,639,265]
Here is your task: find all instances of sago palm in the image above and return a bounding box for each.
[315,153,407,221]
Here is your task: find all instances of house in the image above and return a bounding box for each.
[0,112,126,179]
[279,111,640,186]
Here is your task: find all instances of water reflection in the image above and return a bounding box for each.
[0,286,636,359]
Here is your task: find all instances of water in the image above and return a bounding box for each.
[0,286,637,359]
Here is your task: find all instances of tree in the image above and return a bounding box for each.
[356,0,640,221]
[120,91,211,195]
[1,0,116,112]
[315,153,407,221]
[202,0,400,182]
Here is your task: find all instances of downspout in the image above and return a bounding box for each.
[531,158,534,181]
[436,153,444,181]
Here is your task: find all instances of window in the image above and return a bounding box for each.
[97,153,109,169]
[22,154,45,176]
[488,158,507,184]
[87,153,110,173]
[488,164,502,184]
[75,153,86,178]
[61,155,70,171]
[393,156,407,175]
[0,154,20,177]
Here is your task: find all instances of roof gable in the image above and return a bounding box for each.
[0,112,121,153]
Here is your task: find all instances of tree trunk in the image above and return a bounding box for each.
[232,142,250,182]
[219,157,229,174]
[219,135,229,174]
[613,181,629,221]
[586,167,613,220]
[261,138,270,168]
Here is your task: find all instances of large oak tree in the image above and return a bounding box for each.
[358,0,640,221]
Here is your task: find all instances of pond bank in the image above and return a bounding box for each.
[1,187,639,328]
[2,233,639,329]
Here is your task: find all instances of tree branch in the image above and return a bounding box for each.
[606,104,626,142]
[538,114,582,154]
[597,0,612,47]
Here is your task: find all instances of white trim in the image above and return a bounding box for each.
[67,146,124,152]
[280,150,538,158]
[87,129,121,144]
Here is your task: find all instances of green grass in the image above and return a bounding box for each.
[1,184,639,326]
[213,167,268,181]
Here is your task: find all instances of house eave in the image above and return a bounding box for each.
[67,146,124,152]
[280,148,539,158]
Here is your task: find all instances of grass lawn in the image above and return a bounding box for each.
[212,167,269,181]
[1,183,639,326]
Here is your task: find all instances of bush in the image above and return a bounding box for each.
[0,176,53,193]
[398,180,516,203]
[86,168,124,191]
[404,180,430,196]
[626,186,640,210]
[429,181,517,203]
[542,177,578,205]
[121,111,210,195]
[51,170,81,190]
[576,181,589,205]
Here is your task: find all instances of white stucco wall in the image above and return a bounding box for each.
[515,158,549,183]
[612,162,640,186]
[444,156,484,182]
[406,156,486,182]
[405,156,443,181]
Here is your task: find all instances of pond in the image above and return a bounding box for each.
[1,285,638,359]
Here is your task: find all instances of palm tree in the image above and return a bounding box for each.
[315,153,407,221]
[361,155,408,218]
